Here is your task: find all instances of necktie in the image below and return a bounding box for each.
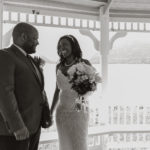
[27,55,42,84]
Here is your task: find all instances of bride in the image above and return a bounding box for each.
[50,35,91,150]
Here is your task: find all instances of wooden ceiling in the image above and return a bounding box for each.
[3,0,150,22]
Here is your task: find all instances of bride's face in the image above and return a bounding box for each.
[58,39,72,59]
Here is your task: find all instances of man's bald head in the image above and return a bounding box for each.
[12,22,37,42]
[12,22,39,54]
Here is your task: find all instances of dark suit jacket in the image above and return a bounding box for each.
[0,45,48,135]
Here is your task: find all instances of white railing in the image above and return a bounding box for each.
[39,105,150,150]
[39,126,150,150]
[39,127,103,150]
[108,105,150,125]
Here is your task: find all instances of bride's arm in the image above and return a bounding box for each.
[50,63,60,116]
[50,84,60,116]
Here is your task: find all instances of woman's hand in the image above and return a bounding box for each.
[49,114,53,126]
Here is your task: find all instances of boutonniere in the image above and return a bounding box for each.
[33,56,45,71]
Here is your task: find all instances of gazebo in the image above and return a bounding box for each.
[1,0,150,149]
[1,0,150,92]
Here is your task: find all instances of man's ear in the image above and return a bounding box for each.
[20,33,27,42]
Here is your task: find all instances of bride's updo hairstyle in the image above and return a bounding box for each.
[57,35,82,64]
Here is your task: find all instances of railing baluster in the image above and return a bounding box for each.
[26,13,29,22]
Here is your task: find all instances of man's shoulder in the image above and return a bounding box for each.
[0,45,17,55]
[0,45,13,53]
[0,48,9,55]
[0,47,14,62]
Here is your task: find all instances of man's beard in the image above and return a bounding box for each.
[23,43,36,54]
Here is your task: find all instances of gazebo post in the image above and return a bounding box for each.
[99,6,110,95]
[0,0,3,49]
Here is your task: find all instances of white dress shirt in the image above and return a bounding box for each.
[13,44,27,56]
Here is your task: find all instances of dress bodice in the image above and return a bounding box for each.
[56,69,71,90]
[56,69,78,110]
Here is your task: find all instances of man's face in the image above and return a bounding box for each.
[23,29,39,54]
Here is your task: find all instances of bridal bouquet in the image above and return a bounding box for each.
[67,62,101,112]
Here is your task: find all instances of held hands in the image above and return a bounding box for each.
[14,126,29,141]
[41,102,53,128]
[42,114,53,128]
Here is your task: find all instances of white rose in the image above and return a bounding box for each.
[68,65,76,75]
[76,63,86,73]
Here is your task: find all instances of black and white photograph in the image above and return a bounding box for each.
[0,0,150,150]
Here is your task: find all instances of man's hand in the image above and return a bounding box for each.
[42,115,53,128]
[14,127,29,141]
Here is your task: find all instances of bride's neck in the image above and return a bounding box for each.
[65,56,75,65]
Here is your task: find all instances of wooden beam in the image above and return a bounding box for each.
[104,0,113,14]
[111,1,150,10]
[3,2,100,20]
[3,0,150,22]
[79,29,99,51]
[100,6,110,94]
[0,0,3,49]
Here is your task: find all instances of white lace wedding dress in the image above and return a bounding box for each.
[56,69,89,150]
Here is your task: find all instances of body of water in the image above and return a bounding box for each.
[44,64,150,107]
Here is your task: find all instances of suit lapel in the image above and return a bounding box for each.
[29,56,44,88]
[8,45,44,89]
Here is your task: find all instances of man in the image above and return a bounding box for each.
[0,22,51,150]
